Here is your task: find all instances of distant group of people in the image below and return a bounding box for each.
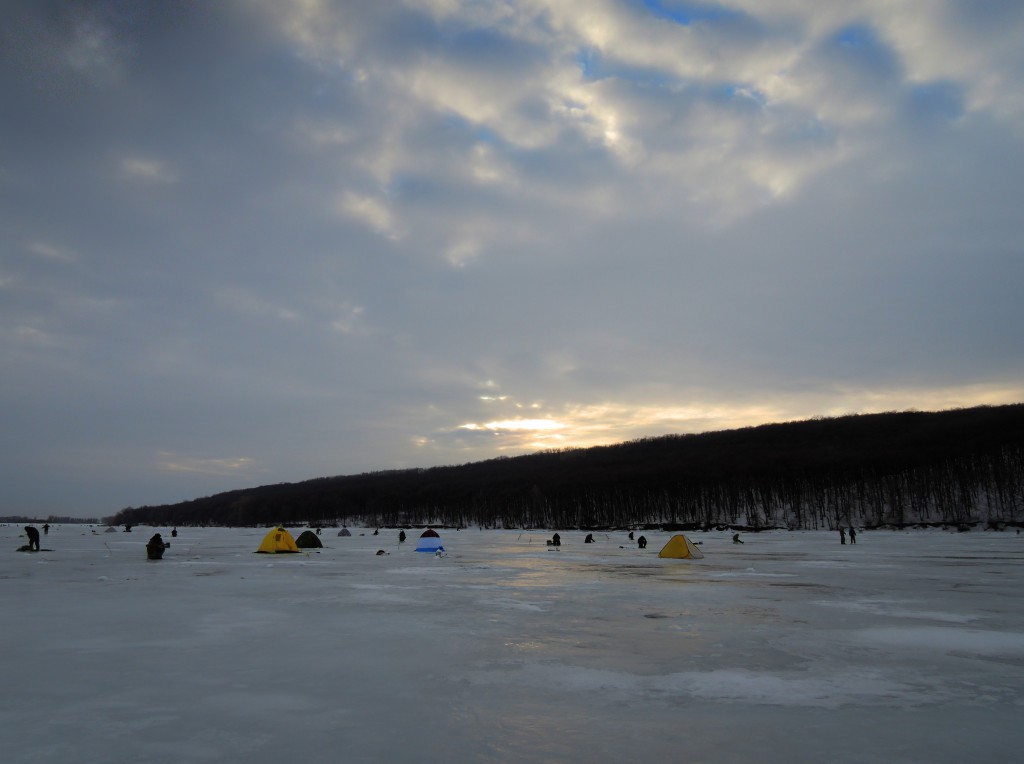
[16,523,871,563]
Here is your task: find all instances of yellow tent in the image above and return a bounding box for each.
[658,534,705,559]
[255,527,300,554]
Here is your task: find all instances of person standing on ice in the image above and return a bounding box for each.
[399,530,407,544]
[839,527,846,544]
[849,526,857,544]
[24,526,40,551]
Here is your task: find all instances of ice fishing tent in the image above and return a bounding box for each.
[658,534,704,559]
[255,527,300,554]
[338,527,352,537]
[295,530,323,549]
[415,528,445,553]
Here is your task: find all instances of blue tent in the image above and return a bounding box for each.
[415,528,445,553]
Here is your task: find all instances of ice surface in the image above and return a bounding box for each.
[2,526,1023,763]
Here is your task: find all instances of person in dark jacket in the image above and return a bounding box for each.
[732,533,744,544]
[849,526,857,544]
[399,530,407,543]
[637,535,647,549]
[146,533,168,560]
[25,526,40,551]
[551,532,561,547]
[584,533,594,543]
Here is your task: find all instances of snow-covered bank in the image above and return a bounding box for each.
[3,526,1023,763]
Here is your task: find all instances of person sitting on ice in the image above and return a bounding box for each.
[733,533,744,544]
[146,533,169,560]
[584,533,595,543]
[637,535,647,549]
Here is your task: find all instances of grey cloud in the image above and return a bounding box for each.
[1,0,1022,516]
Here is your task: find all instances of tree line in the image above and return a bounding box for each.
[108,404,1024,531]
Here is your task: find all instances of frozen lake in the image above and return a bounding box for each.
[3,525,1023,763]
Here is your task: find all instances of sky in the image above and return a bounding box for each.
[2,1,1023,518]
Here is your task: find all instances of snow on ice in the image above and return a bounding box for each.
[3,525,1023,763]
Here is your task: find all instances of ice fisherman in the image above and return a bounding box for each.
[849,526,857,544]
[399,530,407,543]
[628,531,634,540]
[584,533,594,543]
[637,535,647,549]
[171,528,178,538]
[43,523,50,535]
[146,533,168,560]
[839,527,846,544]
[24,525,40,551]
[732,533,744,544]
[551,533,561,547]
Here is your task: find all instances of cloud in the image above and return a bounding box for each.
[157,453,256,477]
[120,156,177,183]
[338,191,401,238]
[27,241,78,263]
[1,0,1022,515]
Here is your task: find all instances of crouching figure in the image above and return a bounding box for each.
[146,533,169,560]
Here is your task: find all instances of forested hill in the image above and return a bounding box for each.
[109,404,1024,530]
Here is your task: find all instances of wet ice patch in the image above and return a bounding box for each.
[657,668,923,708]
[813,598,977,623]
[468,662,927,708]
[486,596,551,612]
[854,626,1024,657]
